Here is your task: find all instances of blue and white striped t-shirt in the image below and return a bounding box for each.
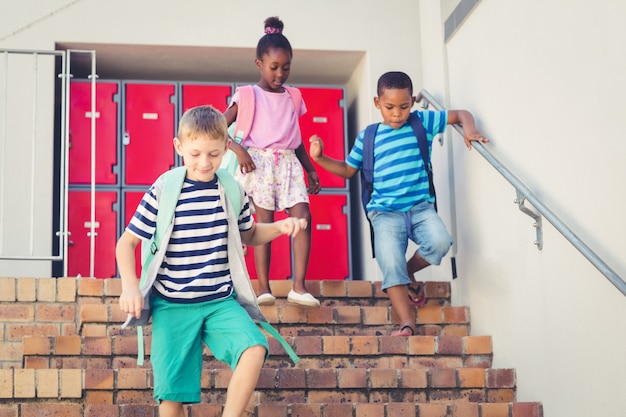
[347,110,448,213]
[127,176,253,303]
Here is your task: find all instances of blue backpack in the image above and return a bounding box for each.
[360,112,436,256]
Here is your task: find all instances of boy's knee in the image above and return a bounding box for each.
[159,400,184,417]
[420,238,452,265]
[243,344,267,361]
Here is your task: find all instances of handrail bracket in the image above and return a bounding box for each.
[514,190,543,250]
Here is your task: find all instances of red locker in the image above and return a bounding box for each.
[181,84,232,113]
[68,81,119,185]
[124,83,176,185]
[298,87,347,189]
[307,194,349,280]
[244,211,292,280]
[67,190,118,278]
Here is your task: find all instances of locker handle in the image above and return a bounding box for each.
[123,132,130,145]
[316,224,331,230]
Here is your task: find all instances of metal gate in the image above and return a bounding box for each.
[0,48,97,277]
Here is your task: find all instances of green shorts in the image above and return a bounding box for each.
[150,294,269,404]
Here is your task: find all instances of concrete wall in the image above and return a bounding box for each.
[422,1,626,416]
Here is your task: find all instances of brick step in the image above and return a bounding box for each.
[78,303,468,337]
[2,277,544,416]
[76,308,468,335]
[68,277,451,303]
[1,366,518,404]
[22,334,493,370]
[259,303,470,337]
[0,401,544,417]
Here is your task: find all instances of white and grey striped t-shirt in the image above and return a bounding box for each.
[127,176,253,303]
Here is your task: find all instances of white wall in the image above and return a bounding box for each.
[430,1,626,416]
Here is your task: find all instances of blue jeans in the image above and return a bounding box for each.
[368,201,453,291]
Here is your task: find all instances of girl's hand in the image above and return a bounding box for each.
[236,149,256,173]
[307,171,321,194]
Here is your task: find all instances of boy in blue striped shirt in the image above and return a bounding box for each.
[309,71,488,336]
[117,105,307,417]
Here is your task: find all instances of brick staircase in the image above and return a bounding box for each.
[0,277,543,417]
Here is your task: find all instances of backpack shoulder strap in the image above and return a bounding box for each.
[360,123,379,258]
[140,166,187,283]
[407,112,436,206]
[284,85,302,116]
[134,165,186,366]
[232,85,255,143]
[360,123,379,212]
[408,112,429,168]
[215,168,243,215]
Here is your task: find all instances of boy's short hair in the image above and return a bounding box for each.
[178,105,228,142]
[377,71,413,96]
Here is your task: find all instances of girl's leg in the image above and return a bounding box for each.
[222,345,267,417]
[159,401,185,417]
[252,203,274,295]
[287,202,311,294]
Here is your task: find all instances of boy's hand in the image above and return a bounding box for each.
[279,217,308,237]
[119,287,144,319]
[463,129,489,150]
[309,135,324,161]
[307,171,321,194]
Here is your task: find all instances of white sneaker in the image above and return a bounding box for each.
[287,290,321,308]
[257,293,276,306]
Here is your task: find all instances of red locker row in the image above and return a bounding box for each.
[69,81,347,188]
[67,190,350,280]
[67,81,351,280]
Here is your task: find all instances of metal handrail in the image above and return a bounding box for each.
[418,89,626,297]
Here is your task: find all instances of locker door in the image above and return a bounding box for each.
[68,81,119,185]
[124,190,146,279]
[298,87,347,189]
[181,84,232,113]
[67,190,118,278]
[244,211,292,280]
[307,194,349,280]
[124,83,176,185]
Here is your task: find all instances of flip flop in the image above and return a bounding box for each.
[391,324,416,336]
[408,283,426,307]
